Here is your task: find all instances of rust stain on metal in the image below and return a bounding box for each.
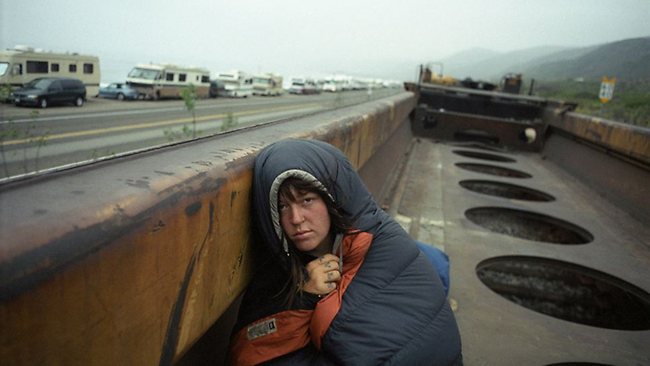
[184,202,202,217]
[230,190,238,208]
[152,220,166,232]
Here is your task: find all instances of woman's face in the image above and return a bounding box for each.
[279,186,332,257]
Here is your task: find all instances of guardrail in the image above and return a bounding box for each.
[0,92,415,365]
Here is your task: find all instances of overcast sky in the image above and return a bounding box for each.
[2,0,649,82]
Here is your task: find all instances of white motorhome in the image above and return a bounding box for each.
[0,46,101,96]
[252,73,283,96]
[126,63,210,100]
[322,79,342,92]
[215,70,253,98]
[288,78,320,95]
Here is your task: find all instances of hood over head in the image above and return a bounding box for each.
[252,139,390,269]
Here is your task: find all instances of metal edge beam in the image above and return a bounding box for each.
[548,110,650,166]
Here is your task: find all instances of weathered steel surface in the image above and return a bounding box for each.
[416,82,547,121]
[0,93,415,365]
[419,82,548,103]
[406,83,579,153]
[401,82,650,364]
[393,138,650,364]
[542,131,650,225]
[412,107,546,151]
[548,110,650,165]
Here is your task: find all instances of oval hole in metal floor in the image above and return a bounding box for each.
[465,207,592,244]
[453,130,500,145]
[459,180,555,202]
[451,143,502,152]
[456,163,532,178]
[453,150,516,163]
[476,256,650,331]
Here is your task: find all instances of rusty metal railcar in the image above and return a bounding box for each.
[1,76,649,365]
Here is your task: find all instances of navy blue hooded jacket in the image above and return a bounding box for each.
[230,139,462,365]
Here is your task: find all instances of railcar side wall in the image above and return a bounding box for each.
[0,92,415,365]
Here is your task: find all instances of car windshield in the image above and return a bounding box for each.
[23,78,52,90]
[128,67,161,80]
[0,62,8,76]
[253,78,271,84]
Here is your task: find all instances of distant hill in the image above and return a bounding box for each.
[437,48,500,72]
[442,46,568,80]
[525,37,650,81]
[440,37,650,82]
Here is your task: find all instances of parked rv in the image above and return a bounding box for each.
[126,64,210,100]
[215,70,253,98]
[252,73,283,96]
[0,45,100,98]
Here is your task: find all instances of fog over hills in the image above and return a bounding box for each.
[441,46,568,80]
[437,37,650,82]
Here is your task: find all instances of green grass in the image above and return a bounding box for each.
[532,80,650,128]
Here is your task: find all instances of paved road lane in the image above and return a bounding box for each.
[0,89,401,180]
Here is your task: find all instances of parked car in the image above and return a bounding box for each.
[98,82,140,100]
[13,77,86,108]
[288,78,321,95]
[322,81,340,92]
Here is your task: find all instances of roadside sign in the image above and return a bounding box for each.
[599,76,616,103]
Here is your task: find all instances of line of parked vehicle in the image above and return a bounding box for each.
[97,73,396,101]
[287,76,385,95]
[1,45,401,109]
[6,74,400,110]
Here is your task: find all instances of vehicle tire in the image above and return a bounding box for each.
[39,98,48,109]
[75,96,84,107]
[117,93,125,101]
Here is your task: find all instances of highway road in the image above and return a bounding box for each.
[0,88,401,180]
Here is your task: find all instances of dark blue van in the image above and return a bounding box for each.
[13,77,86,108]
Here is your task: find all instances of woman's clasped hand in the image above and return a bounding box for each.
[303,254,341,295]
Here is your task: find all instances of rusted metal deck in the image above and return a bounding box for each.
[392,82,650,365]
[388,138,650,365]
